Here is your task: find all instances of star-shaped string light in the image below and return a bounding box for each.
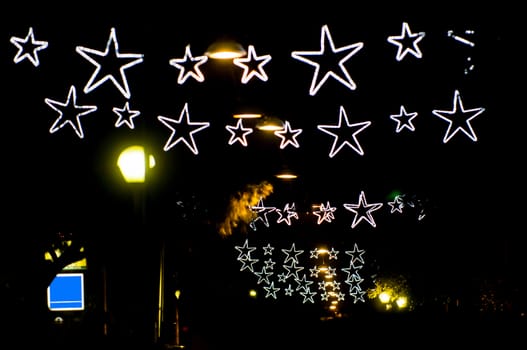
[233,44,272,84]
[10,27,48,67]
[249,198,276,230]
[282,243,304,265]
[432,89,485,143]
[45,85,98,139]
[274,120,302,149]
[312,201,337,224]
[387,195,405,214]
[263,282,280,299]
[390,105,418,133]
[169,44,208,84]
[343,191,383,228]
[291,24,364,96]
[262,243,275,255]
[345,243,366,266]
[76,27,144,99]
[276,203,299,225]
[157,102,210,154]
[387,22,425,61]
[113,101,141,129]
[317,105,371,158]
[225,118,253,146]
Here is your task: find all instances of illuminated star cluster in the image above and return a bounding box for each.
[235,239,368,308]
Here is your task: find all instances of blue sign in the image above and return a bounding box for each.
[47,273,85,311]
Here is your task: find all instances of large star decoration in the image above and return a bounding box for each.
[432,89,485,143]
[317,105,372,158]
[233,44,272,84]
[390,105,418,133]
[387,21,425,61]
[169,44,208,84]
[10,27,48,67]
[225,118,254,147]
[343,191,383,228]
[45,85,98,139]
[113,101,141,129]
[157,102,210,154]
[273,120,302,149]
[291,24,364,96]
[76,27,144,99]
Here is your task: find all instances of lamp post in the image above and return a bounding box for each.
[117,145,163,343]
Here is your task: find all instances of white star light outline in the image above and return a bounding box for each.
[249,198,276,230]
[432,89,485,143]
[387,196,405,214]
[317,105,372,158]
[45,85,98,139]
[282,243,304,265]
[169,44,208,84]
[274,120,302,149]
[10,27,48,67]
[233,44,272,84]
[312,201,337,224]
[276,203,299,225]
[76,27,144,99]
[113,101,141,129]
[390,105,418,133]
[234,239,257,261]
[264,282,280,299]
[387,22,425,61]
[345,243,366,265]
[291,24,364,96]
[225,118,254,146]
[343,191,383,228]
[157,102,210,154]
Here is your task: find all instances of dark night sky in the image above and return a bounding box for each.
[2,3,524,346]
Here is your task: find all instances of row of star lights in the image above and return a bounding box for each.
[10,24,484,147]
[249,191,428,230]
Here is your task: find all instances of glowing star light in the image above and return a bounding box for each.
[387,22,425,61]
[390,105,418,133]
[317,105,371,158]
[249,198,276,230]
[45,85,98,139]
[225,118,253,147]
[113,101,140,129]
[343,191,383,228]
[312,201,337,224]
[10,27,48,67]
[157,102,210,154]
[76,27,144,99]
[291,24,364,96]
[169,44,208,84]
[276,203,299,226]
[274,120,302,149]
[432,89,485,143]
[233,44,272,84]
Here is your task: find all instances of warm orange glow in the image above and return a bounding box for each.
[218,181,274,237]
[205,39,246,59]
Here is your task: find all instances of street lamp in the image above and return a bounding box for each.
[117,145,164,343]
[117,145,156,184]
